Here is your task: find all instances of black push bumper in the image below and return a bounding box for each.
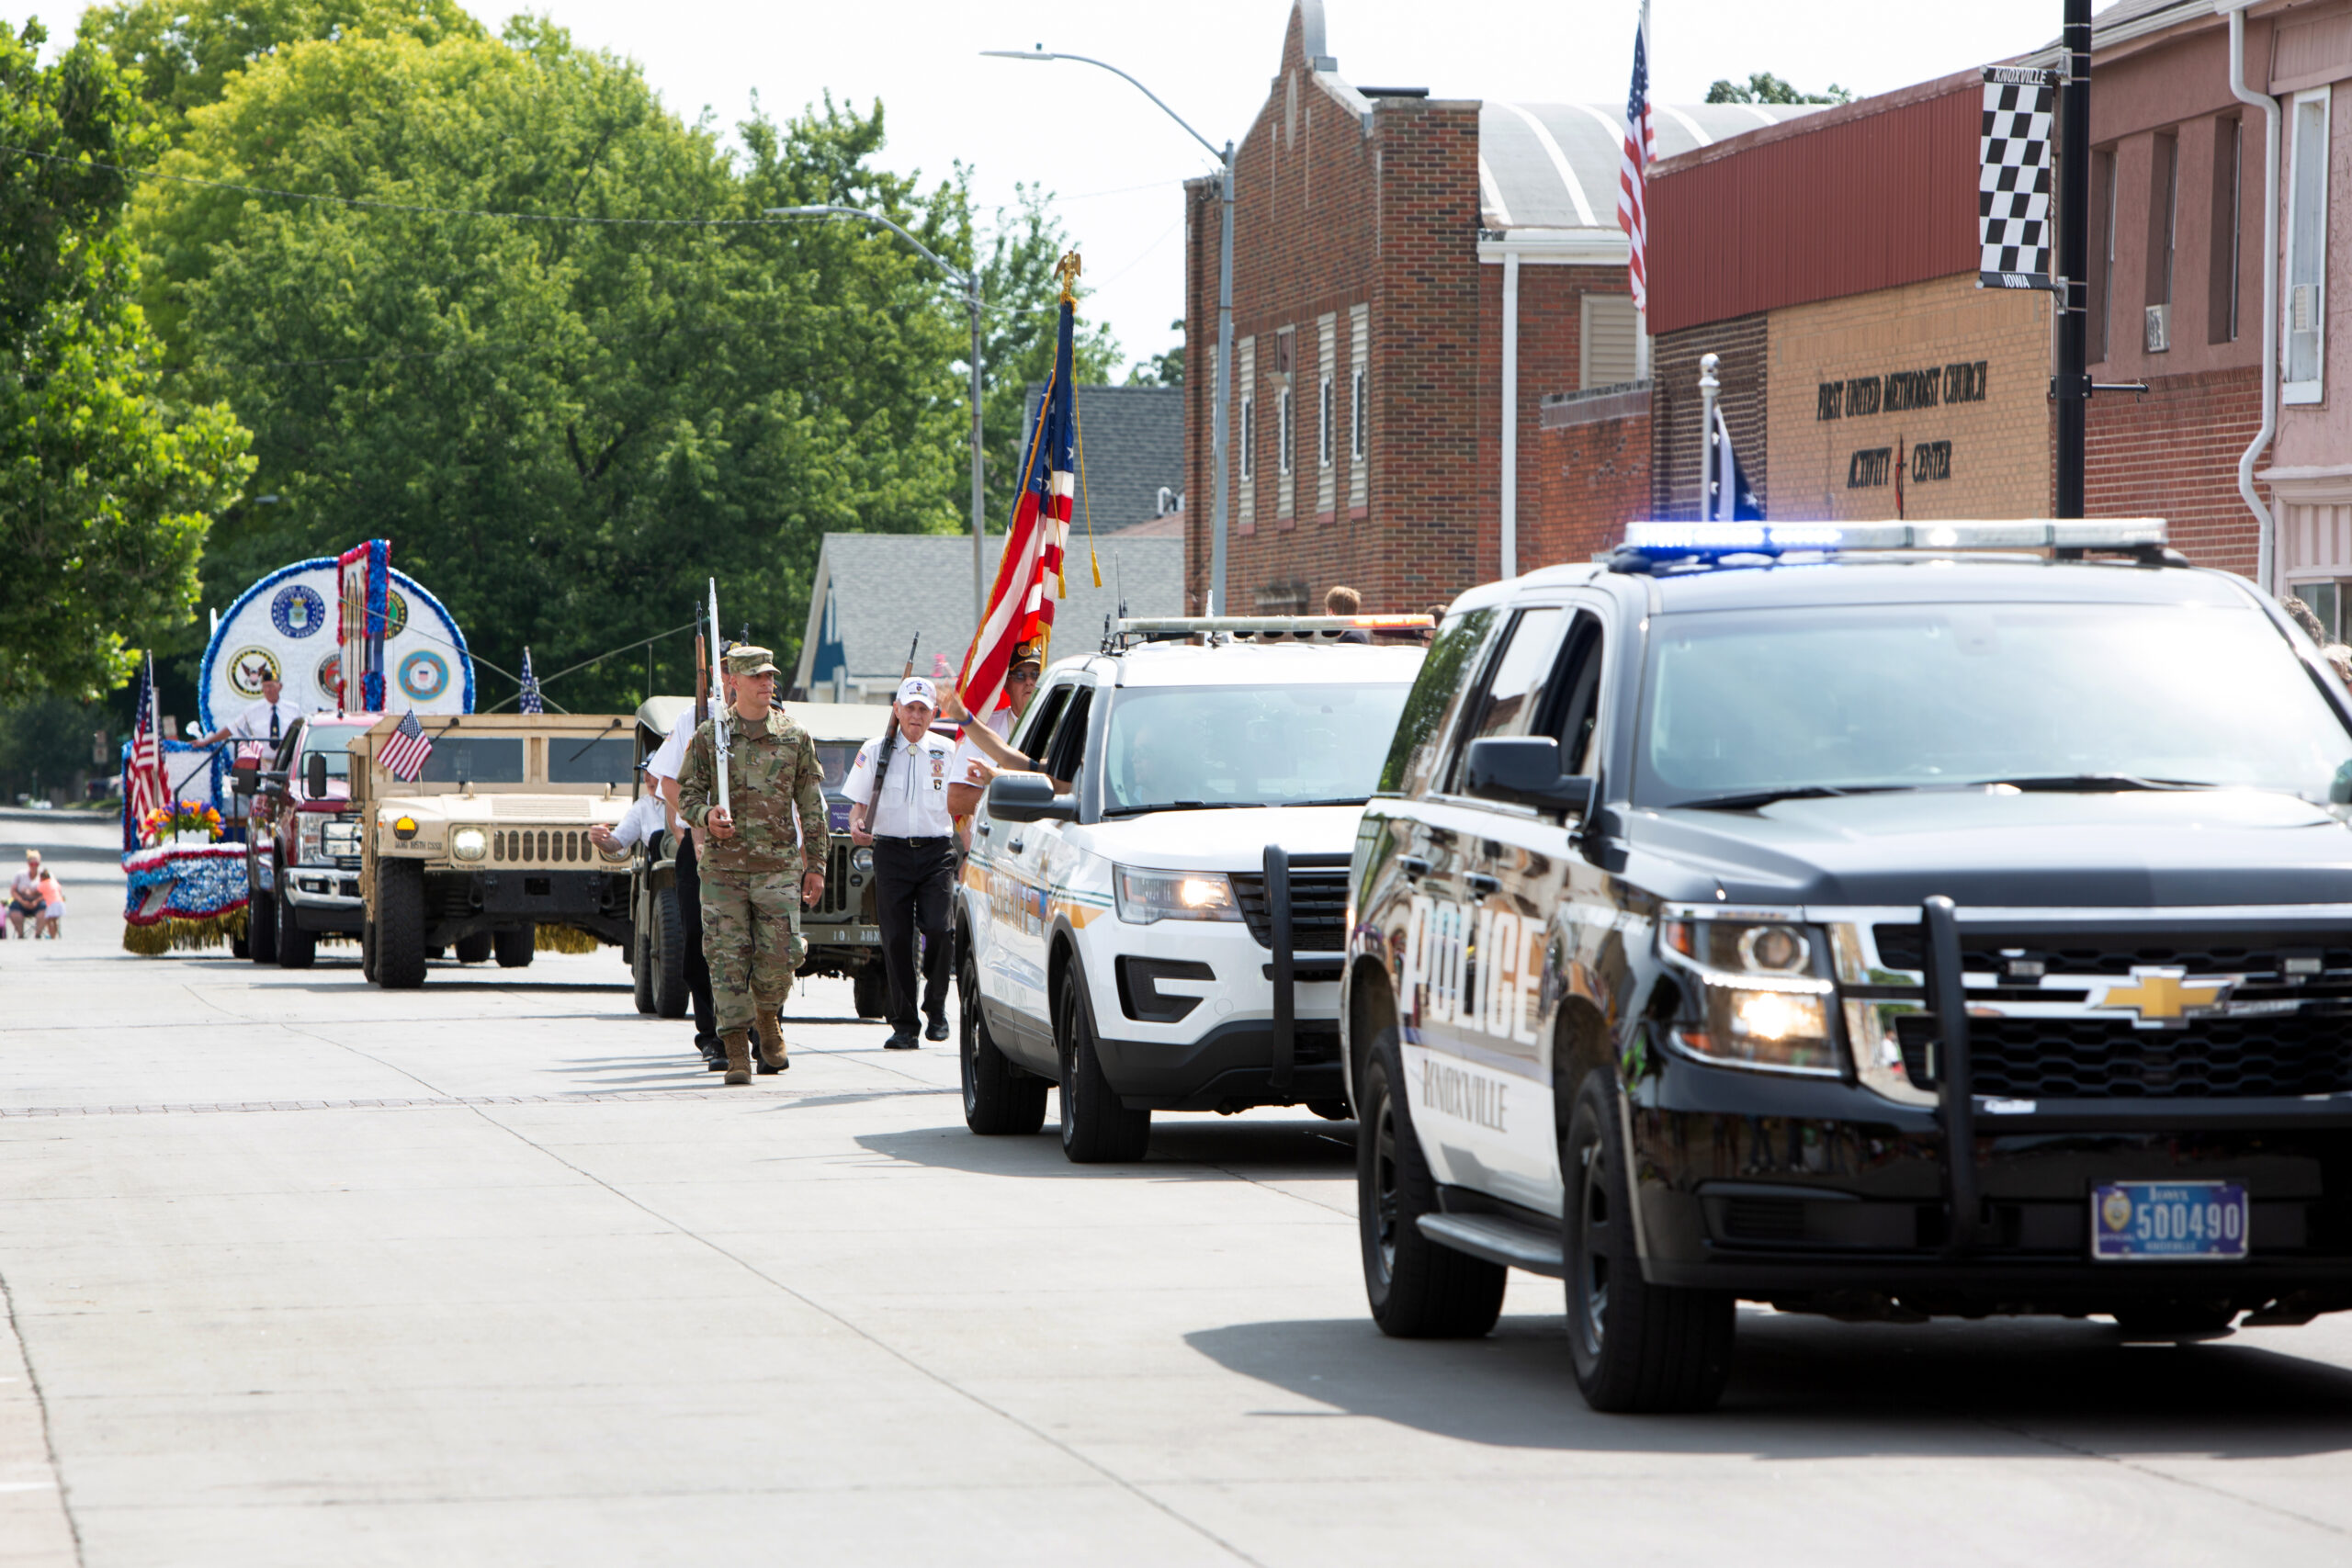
[424,867,631,946]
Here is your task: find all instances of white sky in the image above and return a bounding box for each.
[31,0,2093,370]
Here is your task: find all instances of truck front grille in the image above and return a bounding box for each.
[1871,925,2352,980]
[1229,870,1349,952]
[492,829,617,867]
[808,843,855,919]
[1895,1013,2352,1100]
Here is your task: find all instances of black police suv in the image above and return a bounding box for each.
[1343,520,2352,1412]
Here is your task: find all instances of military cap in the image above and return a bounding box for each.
[724,645,781,677]
[1009,640,1043,673]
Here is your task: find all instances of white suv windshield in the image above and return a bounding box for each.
[1638,603,2352,807]
[1104,682,1412,814]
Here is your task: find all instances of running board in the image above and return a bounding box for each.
[1416,1213,1566,1278]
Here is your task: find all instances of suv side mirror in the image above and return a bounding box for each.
[1464,737,1595,820]
[988,773,1078,823]
[230,769,259,797]
[305,752,329,800]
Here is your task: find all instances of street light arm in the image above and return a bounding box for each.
[979,49,1225,164]
[763,203,971,288]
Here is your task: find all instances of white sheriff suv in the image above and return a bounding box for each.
[958,616,1428,1161]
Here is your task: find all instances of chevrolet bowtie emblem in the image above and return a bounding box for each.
[2088,966,2236,1029]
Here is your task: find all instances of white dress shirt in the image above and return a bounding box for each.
[950,707,1015,788]
[226,696,306,744]
[605,790,669,850]
[845,728,959,839]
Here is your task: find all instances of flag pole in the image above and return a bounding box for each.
[1698,352,1721,522]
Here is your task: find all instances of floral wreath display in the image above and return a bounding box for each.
[121,843,249,955]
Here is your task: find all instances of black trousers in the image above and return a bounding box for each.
[673,829,718,1043]
[874,836,955,1033]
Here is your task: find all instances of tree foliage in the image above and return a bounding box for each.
[0,19,254,705]
[117,15,1116,713]
[1126,319,1184,389]
[977,185,1124,525]
[1705,73,1853,106]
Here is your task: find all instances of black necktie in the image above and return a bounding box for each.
[270,706,280,747]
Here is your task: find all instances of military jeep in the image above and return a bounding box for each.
[348,711,637,988]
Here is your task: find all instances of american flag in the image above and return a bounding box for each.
[1616,1,1655,315]
[518,648,545,714]
[960,288,1076,718]
[125,652,166,842]
[379,709,435,782]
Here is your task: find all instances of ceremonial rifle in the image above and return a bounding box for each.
[708,578,730,816]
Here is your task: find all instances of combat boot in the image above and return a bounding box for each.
[753,994,788,1073]
[721,1030,752,1086]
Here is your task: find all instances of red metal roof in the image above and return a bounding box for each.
[1645,74,1982,335]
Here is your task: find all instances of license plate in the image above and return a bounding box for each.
[2091,1181,2249,1262]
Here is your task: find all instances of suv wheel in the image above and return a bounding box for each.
[852,963,888,1021]
[962,937,1046,1135]
[630,919,656,1013]
[249,886,279,964]
[276,885,317,969]
[1358,1029,1506,1337]
[1055,960,1149,1163]
[1563,1071,1735,1412]
[454,931,493,964]
[647,888,686,1017]
[374,860,428,988]
[493,926,536,968]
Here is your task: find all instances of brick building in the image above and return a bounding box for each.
[1179,1,1813,613]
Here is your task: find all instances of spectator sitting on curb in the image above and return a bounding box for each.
[7,850,42,938]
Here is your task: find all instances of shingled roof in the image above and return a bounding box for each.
[1022,384,1185,530]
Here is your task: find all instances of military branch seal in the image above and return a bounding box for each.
[678,646,832,1084]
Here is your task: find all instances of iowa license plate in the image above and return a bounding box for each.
[2091,1181,2249,1262]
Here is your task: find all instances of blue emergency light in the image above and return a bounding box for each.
[1619,519,2168,559]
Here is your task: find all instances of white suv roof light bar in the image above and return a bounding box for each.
[1620,520,2168,558]
[1115,615,1434,637]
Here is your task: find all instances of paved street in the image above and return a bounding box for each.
[2,807,2351,1565]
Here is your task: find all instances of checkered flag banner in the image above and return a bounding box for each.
[1980,66,2055,291]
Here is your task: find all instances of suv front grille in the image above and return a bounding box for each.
[1229,870,1348,952]
[1871,925,2352,980]
[1894,1013,2352,1100]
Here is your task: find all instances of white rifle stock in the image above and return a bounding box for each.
[707,578,730,817]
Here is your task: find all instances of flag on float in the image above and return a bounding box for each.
[1707,406,1764,522]
[1616,0,1655,315]
[125,653,166,841]
[380,708,435,782]
[960,282,1078,719]
[518,648,545,714]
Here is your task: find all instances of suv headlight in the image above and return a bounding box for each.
[450,826,488,862]
[1661,917,1838,1076]
[1115,866,1241,925]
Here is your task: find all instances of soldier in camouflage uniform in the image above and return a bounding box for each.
[677,646,832,1085]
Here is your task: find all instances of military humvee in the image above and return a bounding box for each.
[347,711,637,988]
[626,696,888,1020]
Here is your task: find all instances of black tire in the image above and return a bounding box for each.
[1308,1098,1354,1122]
[249,887,279,964]
[962,937,1046,1134]
[454,931,493,964]
[230,929,250,959]
[852,962,889,1021]
[493,926,535,968]
[647,887,687,1018]
[374,860,428,989]
[276,886,317,969]
[361,918,378,982]
[1564,1071,1735,1413]
[630,917,656,1013]
[1055,959,1150,1163]
[1358,1030,1507,1337]
[2110,1303,2239,1337]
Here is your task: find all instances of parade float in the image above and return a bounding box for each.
[121,541,472,953]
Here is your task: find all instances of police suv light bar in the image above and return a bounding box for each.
[1117,615,1434,637]
[1620,519,2168,558]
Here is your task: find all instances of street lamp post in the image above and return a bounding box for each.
[983,47,1235,615]
[765,204,988,626]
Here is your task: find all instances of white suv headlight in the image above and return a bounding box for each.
[450,826,488,862]
[1660,916,1839,1076]
[1114,866,1241,925]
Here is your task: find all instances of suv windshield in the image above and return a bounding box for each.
[1638,603,2352,807]
[1104,682,1412,812]
[300,724,371,779]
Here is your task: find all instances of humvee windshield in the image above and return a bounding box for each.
[421,737,526,784]
[550,736,634,784]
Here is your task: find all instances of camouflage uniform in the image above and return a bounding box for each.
[678,654,832,1068]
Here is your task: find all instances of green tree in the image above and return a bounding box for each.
[133,25,976,709]
[976,185,1124,525]
[1126,319,1184,388]
[0,19,254,704]
[1705,73,1854,106]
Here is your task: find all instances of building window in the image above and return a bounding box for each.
[1278,387,1295,475]
[2211,115,2242,344]
[2286,88,2330,402]
[1317,375,1334,468]
[1351,367,1367,461]
[2145,131,2177,353]
[2090,149,2116,363]
[1239,394,1256,479]
[2296,581,2352,641]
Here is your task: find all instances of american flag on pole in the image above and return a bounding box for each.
[960,274,1078,719]
[379,709,435,783]
[518,648,545,714]
[125,652,166,840]
[1616,1,1655,314]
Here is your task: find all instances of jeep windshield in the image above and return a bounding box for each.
[1102,682,1413,814]
[1637,602,2352,809]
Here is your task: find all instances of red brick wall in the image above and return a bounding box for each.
[2086,365,2264,574]
[1650,315,1770,517]
[1526,389,1652,568]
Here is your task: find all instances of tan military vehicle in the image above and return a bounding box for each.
[346,711,638,988]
